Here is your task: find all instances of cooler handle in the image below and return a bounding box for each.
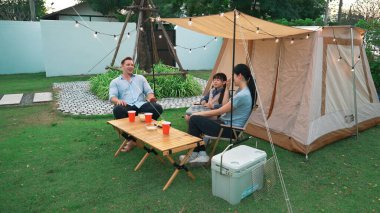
[220,144,234,175]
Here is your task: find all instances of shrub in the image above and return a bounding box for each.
[89,63,202,100]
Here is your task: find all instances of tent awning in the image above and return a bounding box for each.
[162,11,312,40]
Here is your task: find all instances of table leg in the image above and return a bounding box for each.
[134,152,150,171]
[114,139,128,157]
[163,148,195,191]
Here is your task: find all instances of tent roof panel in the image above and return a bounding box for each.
[162,11,312,40]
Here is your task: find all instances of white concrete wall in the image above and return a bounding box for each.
[0,21,45,74]
[175,26,222,70]
[0,21,221,76]
[40,20,136,76]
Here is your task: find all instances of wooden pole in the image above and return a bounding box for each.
[148,0,184,71]
[110,10,132,67]
[133,0,146,61]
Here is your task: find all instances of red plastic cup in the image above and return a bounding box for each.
[162,121,171,135]
[128,110,136,122]
[144,112,153,124]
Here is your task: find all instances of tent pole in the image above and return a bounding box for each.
[350,27,359,140]
[229,10,236,145]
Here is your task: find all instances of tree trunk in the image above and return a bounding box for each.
[29,0,36,21]
[337,0,343,24]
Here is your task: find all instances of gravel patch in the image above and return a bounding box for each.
[53,77,208,115]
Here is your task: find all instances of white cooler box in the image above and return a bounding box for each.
[211,145,267,205]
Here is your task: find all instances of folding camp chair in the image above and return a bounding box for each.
[206,121,253,161]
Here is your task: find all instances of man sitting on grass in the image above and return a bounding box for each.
[109,56,163,152]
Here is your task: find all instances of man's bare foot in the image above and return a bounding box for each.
[120,140,136,152]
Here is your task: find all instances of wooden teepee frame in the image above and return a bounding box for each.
[109,0,184,72]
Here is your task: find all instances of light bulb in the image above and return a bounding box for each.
[174,46,176,50]
[220,13,224,17]
[351,68,355,72]
[93,32,98,38]
[338,56,342,62]
[127,32,130,38]
[203,46,207,50]
[275,38,279,43]
[333,38,336,42]
[174,25,178,30]
[158,35,162,39]
[114,35,118,40]
[189,49,192,53]
[139,26,144,31]
[188,18,192,26]
[156,16,161,22]
[306,34,310,39]
[75,21,79,28]
[358,56,361,60]
[290,38,294,44]
[214,37,217,42]
[256,27,260,34]
[120,9,127,15]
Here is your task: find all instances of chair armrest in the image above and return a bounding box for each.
[220,124,244,131]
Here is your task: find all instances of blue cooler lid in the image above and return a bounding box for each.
[212,145,267,172]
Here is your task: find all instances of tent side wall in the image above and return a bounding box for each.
[209,27,380,155]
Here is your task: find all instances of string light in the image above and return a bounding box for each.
[158,35,162,39]
[338,56,342,62]
[203,46,207,50]
[275,38,279,43]
[139,26,144,31]
[333,37,336,42]
[75,21,79,28]
[306,34,310,39]
[236,12,240,19]
[114,35,118,40]
[214,37,217,42]
[188,18,192,26]
[120,9,127,15]
[189,49,192,53]
[127,32,130,38]
[93,32,98,38]
[256,27,260,34]
[290,38,294,44]
[220,13,224,17]
[351,67,355,72]
[358,55,361,60]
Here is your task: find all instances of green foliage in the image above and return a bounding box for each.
[272,17,324,26]
[89,63,202,100]
[148,63,202,98]
[89,69,122,101]
[356,19,380,90]
[0,0,46,21]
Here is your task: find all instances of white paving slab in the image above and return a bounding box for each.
[0,94,23,105]
[33,92,53,103]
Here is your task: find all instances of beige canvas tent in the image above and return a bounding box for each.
[163,11,380,155]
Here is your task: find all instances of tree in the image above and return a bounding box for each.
[0,0,46,21]
[351,0,380,21]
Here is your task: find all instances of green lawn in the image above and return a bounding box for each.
[0,73,379,212]
[0,72,92,94]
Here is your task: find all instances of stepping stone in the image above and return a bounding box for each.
[33,92,53,103]
[0,94,23,105]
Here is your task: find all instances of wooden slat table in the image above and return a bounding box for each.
[108,118,204,191]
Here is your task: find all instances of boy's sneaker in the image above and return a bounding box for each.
[188,151,210,167]
[179,152,198,162]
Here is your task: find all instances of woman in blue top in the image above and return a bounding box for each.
[182,64,256,166]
